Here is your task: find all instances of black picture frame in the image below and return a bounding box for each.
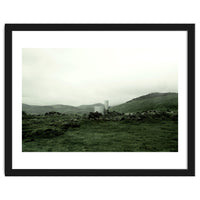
[5,24,195,176]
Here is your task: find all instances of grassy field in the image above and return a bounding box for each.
[22,93,178,152]
[22,116,178,152]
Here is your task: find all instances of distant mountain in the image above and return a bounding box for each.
[110,93,178,113]
[23,92,178,115]
[22,103,104,114]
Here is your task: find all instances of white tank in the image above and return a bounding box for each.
[104,100,109,110]
[94,106,104,114]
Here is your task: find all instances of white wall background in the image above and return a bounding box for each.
[0,1,199,200]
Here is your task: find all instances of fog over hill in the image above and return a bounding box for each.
[22,47,179,106]
[22,92,178,114]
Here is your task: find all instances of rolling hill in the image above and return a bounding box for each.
[110,92,178,113]
[23,92,178,115]
[22,103,104,114]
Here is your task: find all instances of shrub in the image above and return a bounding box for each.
[23,128,64,140]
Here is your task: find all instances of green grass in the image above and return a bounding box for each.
[22,118,178,152]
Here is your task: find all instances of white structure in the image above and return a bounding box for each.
[94,100,109,114]
[94,106,104,114]
[104,100,109,110]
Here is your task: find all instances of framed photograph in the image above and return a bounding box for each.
[5,24,195,176]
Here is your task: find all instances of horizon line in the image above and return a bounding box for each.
[22,92,178,107]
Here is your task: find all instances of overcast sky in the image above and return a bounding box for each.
[22,48,178,106]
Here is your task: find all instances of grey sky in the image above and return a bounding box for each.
[22,48,178,106]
